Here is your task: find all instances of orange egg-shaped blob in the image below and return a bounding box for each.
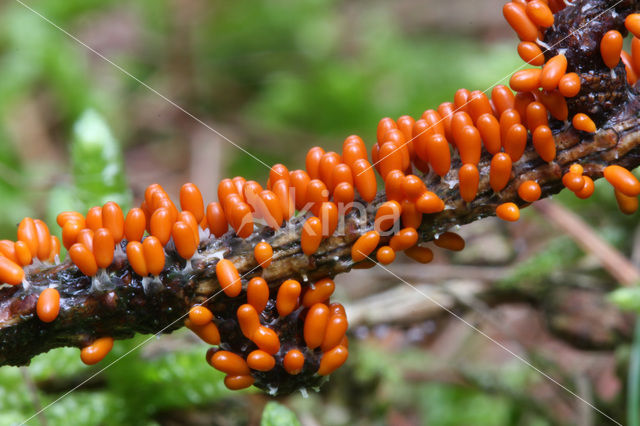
[186,319,221,345]
[290,169,311,210]
[604,165,640,196]
[396,116,416,146]
[468,91,493,124]
[318,202,339,238]
[331,163,354,191]
[401,200,422,229]
[247,277,269,313]
[459,164,479,203]
[518,180,542,202]
[17,217,38,258]
[247,350,276,372]
[269,163,290,187]
[172,221,197,259]
[229,201,253,239]
[504,124,528,162]
[575,176,595,199]
[434,232,465,251]
[36,287,60,323]
[476,113,501,155]
[62,220,84,250]
[375,201,401,232]
[526,0,553,27]
[503,2,539,41]
[510,69,541,92]
[437,102,455,140]
[80,337,114,365]
[253,242,273,268]
[626,14,640,38]
[206,202,228,238]
[0,256,24,285]
[322,314,349,351]
[352,231,380,262]
[491,85,516,117]
[30,220,50,263]
[558,73,581,98]
[124,208,146,242]
[415,191,445,214]
[218,178,239,205]
[126,241,148,276]
[15,240,32,267]
[615,189,639,215]
[451,112,473,146]
[93,228,115,269]
[142,236,165,276]
[532,125,556,162]
[378,142,404,179]
[69,243,98,277]
[272,179,294,220]
[276,279,301,317]
[517,41,544,66]
[402,175,426,202]
[149,208,173,246]
[539,90,568,121]
[77,229,94,253]
[0,240,17,264]
[237,304,261,339]
[421,109,445,136]
[306,146,326,179]
[499,109,521,143]
[453,88,471,113]
[541,54,567,91]
[384,170,405,202]
[319,152,341,189]
[259,190,284,229]
[562,172,585,192]
[216,258,241,297]
[352,159,378,202]
[304,303,330,349]
[621,50,638,85]
[102,202,124,242]
[223,375,254,391]
[425,133,451,177]
[496,202,520,222]
[601,30,623,69]
[177,211,199,245]
[525,102,548,131]
[252,325,281,355]
[456,125,482,165]
[301,216,323,256]
[56,211,85,229]
[179,183,205,223]
[376,246,396,264]
[342,141,368,170]
[189,305,213,326]
[389,227,419,251]
[333,182,355,211]
[210,350,250,375]
[572,113,597,133]
[302,277,335,307]
[377,117,398,144]
[86,206,103,232]
[284,349,305,375]
[318,345,349,376]
[305,179,329,215]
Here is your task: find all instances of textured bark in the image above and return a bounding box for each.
[2,0,640,367]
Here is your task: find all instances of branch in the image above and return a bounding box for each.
[2,0,640,395]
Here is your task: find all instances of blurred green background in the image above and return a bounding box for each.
[1,0,639,425]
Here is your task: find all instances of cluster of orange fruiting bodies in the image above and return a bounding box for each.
[1,0,640,393]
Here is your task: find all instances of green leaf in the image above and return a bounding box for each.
[261,401,301,426]
[70,109,131,210]
[609,287,640,312]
